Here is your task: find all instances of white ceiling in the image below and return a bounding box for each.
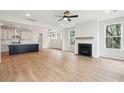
[0,10,124,29]
[0,20,47,31]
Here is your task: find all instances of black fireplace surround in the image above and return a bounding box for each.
[78,43,92,57]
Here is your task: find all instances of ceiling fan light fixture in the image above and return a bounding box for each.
[63,17,68,21]
[56,11,78,22]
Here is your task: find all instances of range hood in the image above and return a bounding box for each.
[11,28,21,44]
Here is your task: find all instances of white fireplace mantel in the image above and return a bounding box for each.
[75,37,94,39]
[75,36,98,58]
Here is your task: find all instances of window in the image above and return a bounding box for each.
[48,32,62,39]
[52,32,56,39]
[105,23,122,49]
[69,31,75,45]
[48,33,52,39]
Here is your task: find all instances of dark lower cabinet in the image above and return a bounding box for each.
[9,44,39,55]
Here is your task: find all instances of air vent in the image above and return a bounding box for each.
[26,18,37,22]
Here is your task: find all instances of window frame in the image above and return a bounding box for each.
[68,30,75,46]
[104,22,123,50]
[48,32,62,40]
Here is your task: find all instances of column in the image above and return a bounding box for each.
[0,23,2,63]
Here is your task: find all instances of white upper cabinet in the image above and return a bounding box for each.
[21,31,26,40]
[21,31,32,40]
[1,26,32,40]
[26,31,32,40]
[1,29,8,40]
[1,29,4,40]
[7,29,15,39]
[16,30,21,37]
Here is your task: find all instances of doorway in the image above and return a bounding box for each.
[38,33,43,49]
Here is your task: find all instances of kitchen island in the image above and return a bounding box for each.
[9,44,39,55]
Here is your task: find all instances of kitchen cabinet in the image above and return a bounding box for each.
[16,30,21,37]
[1,27,32,40]
[21,31,32,40]
[27,31,32,40]
[7,29,15,39]
[9,44,39,55]
[21,31,27,40]
[1,29,8,40]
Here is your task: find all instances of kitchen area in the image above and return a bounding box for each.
[1,25,39,55]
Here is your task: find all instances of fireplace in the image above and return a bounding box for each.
[78,43,92,57]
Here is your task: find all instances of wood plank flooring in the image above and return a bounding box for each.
[1,49,124,82]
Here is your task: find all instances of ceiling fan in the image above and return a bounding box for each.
[55,11,78,22]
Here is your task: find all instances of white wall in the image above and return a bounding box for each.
[63,27,75,52]
[28,30,49,49]
[42,31,49,48]
[75,20,99,57]
[0,24,1,62]
[32,30,49,49]
[99,16,124,60]
[48,39,62,49]
[62,30,68,51]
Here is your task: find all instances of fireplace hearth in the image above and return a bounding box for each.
[78,43,92,57]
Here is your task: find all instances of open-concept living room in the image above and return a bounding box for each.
[0,10,124,82]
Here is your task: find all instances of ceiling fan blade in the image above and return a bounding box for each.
[55,15,63,17]
[58,18,63,21]
[67,15,78,18]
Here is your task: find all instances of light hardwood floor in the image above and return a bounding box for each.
[1,49,124,82]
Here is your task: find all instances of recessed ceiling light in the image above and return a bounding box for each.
[105,10,110,13]
[26,13,30,17]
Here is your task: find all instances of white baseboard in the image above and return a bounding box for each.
[93,55,100,58]
[100,56,124,61]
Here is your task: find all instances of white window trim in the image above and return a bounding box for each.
[104,22,123,50]
[48,31,62,40]
[68,30,75,46]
